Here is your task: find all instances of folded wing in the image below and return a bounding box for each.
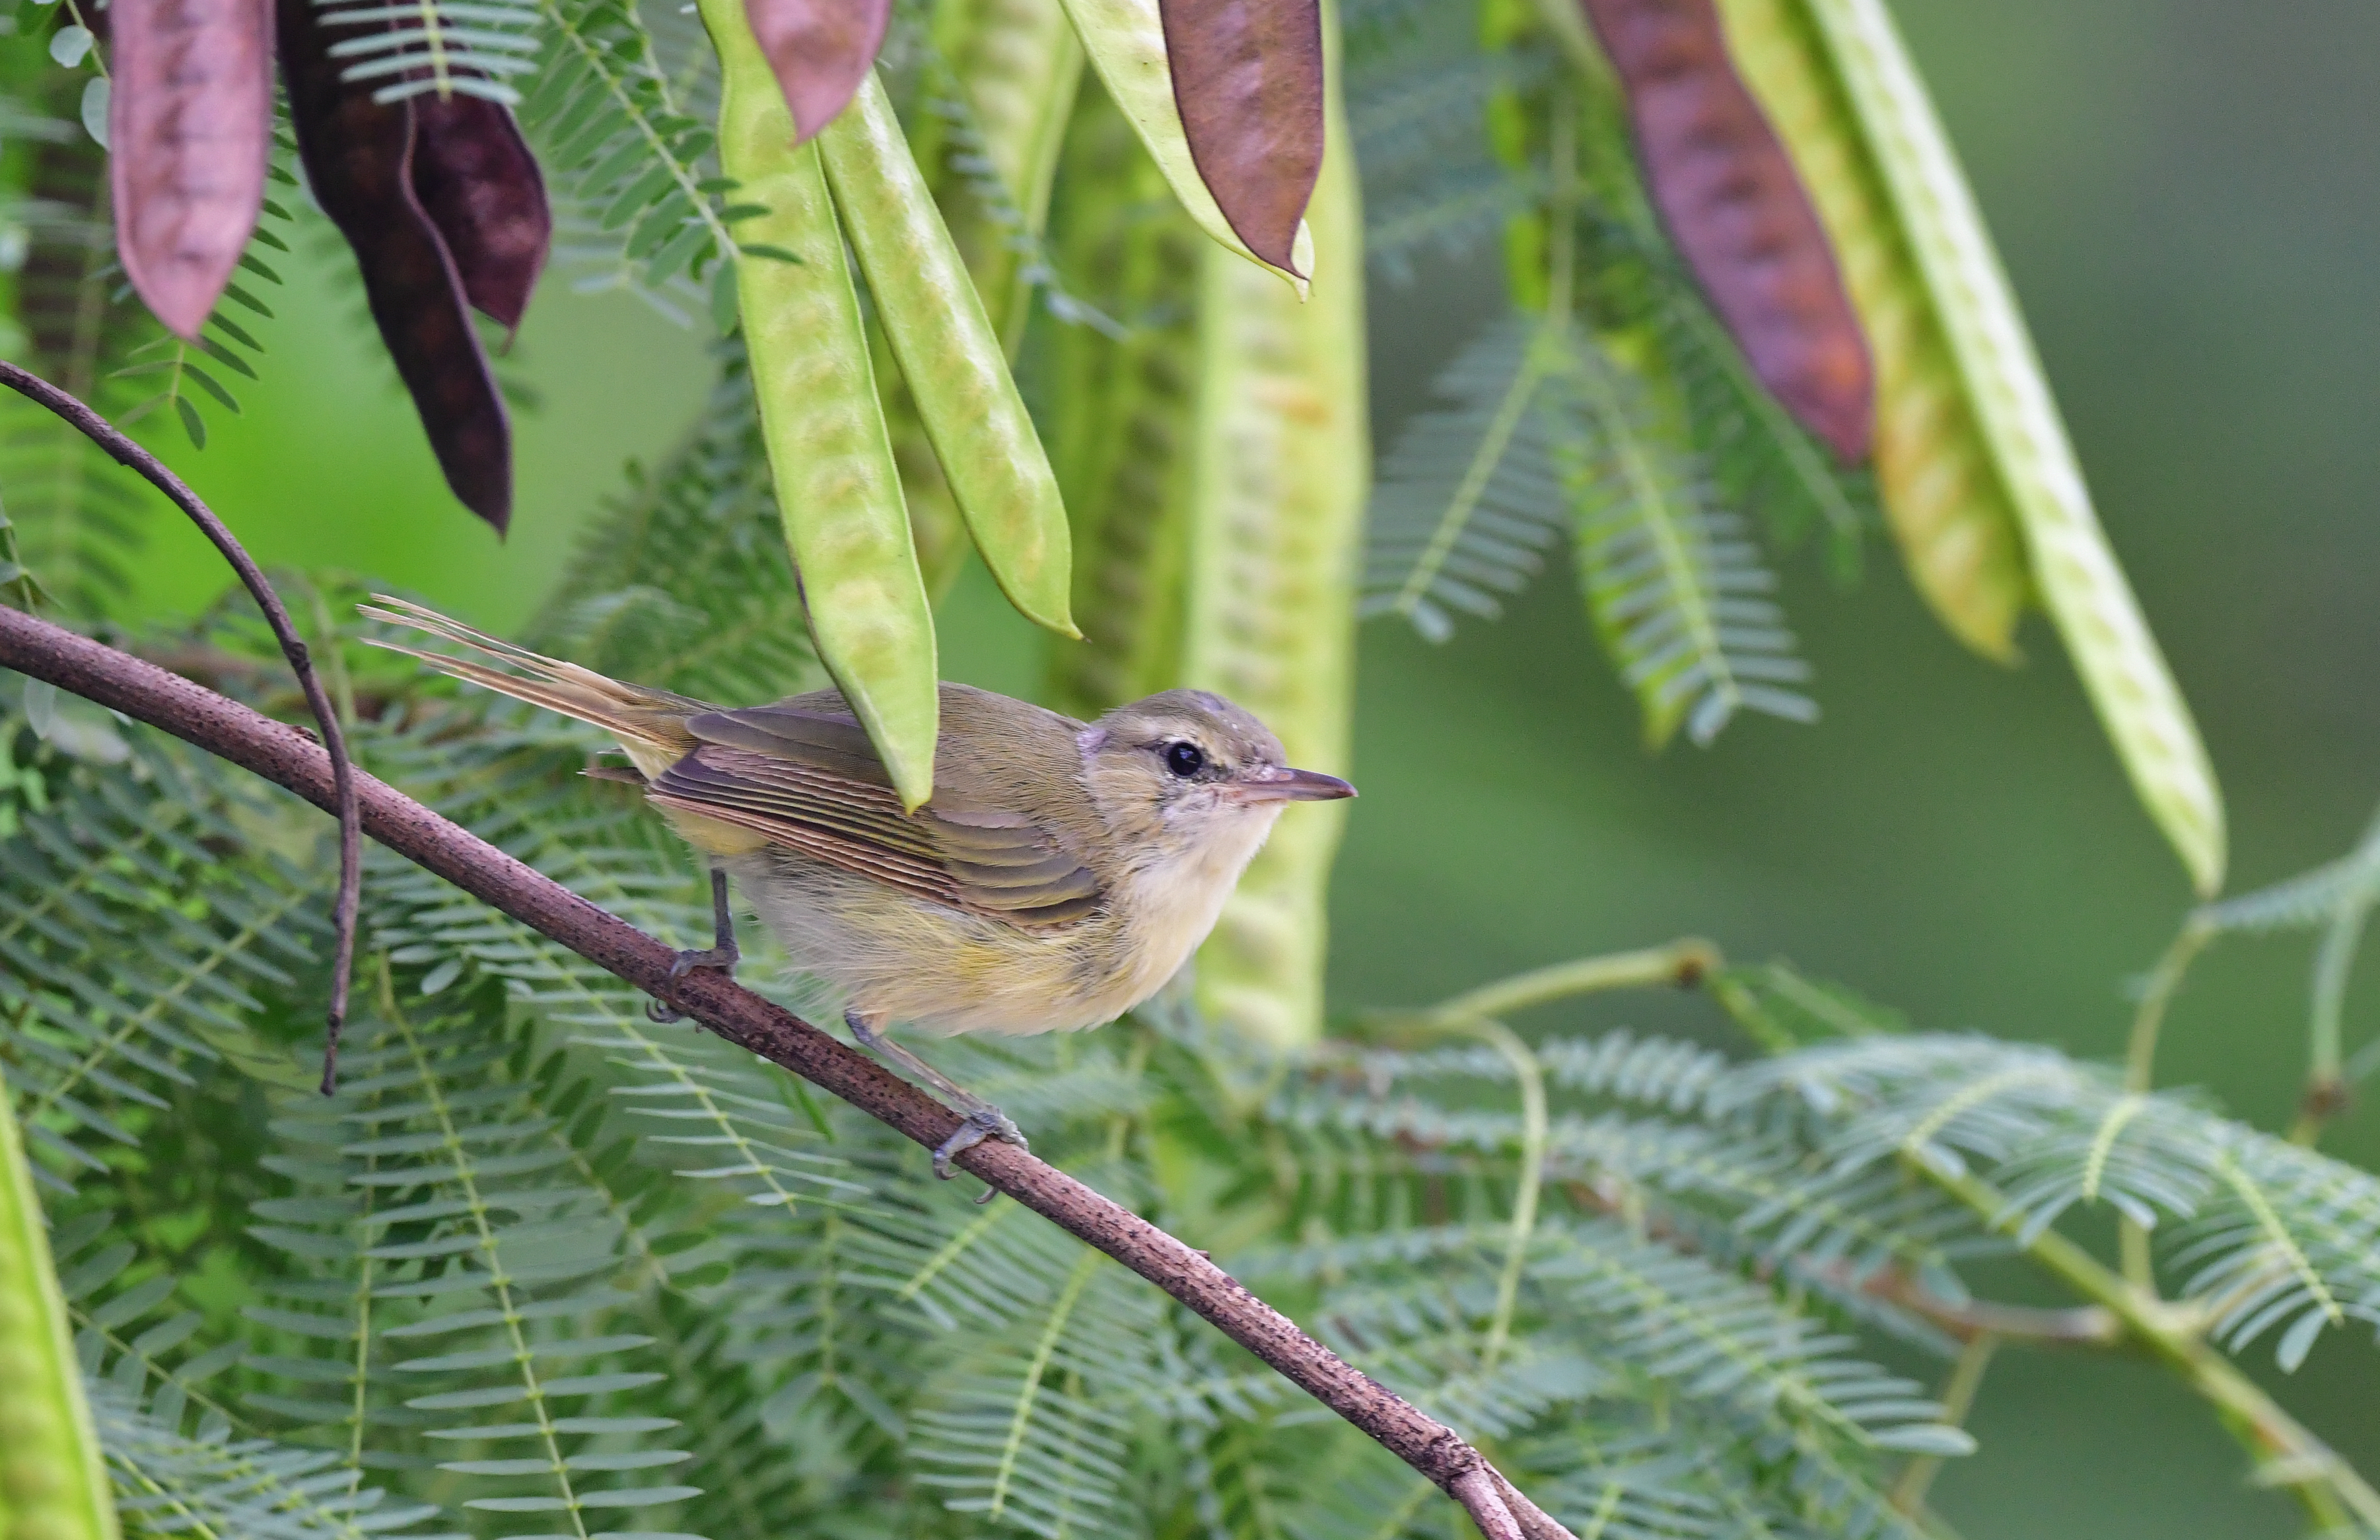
[644,697,1103,929]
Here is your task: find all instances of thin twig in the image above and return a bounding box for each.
[1427,938,1720,1023]
[1888,1332,1994,1515]
[2124,918,2210,1094]
[1926,1161,2380,1533]
[1846,1264,2119,1347]
[0,604,1581,1540]
[2121,919,2210,1288]
[0,363,361,1090]
[1451,1468,1522,1540]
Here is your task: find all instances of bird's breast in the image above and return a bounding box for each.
[731,809,1275,1037]
[1097,811,1277,1005]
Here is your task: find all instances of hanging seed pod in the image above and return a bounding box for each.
[1157,0,1324,275]
[741,0,892,142]
[1058,0,1312,289]
[886,0,1086,600]
[1580,0,1872,464]
[701,0,939,808]
[410,93,552,333]
[1179,9,1364,1049]
[109,0,275,339]
[1041,85,1203,719]
[1713,0,2022,655]
[1721,0,2223,894]
[819,76,1077,640]
[277,0,513,531]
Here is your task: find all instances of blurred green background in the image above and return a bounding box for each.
[97,2,2380,1533]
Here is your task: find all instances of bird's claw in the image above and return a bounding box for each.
[645,940,741,1023]
[934,1106,1028,1195]
[668,940,741,981]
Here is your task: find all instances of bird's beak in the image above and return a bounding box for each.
[1227,764,1357,804]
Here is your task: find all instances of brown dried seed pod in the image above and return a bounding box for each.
[1158,0,1325,275]
[277,0,513,531]
[109,0,275,339]
[742,0,892,142]
[1581,0,1873,463]
[410,94,552,334]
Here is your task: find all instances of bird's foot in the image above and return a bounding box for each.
[647,871,740,1023]
[645,941,739,1022]
[934,1105,1029,1192]
[846,1010,1027,1199]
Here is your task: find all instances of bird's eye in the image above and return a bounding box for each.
[1163,742,1205,778]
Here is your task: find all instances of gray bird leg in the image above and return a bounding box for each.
[845,1010,1027,1195]
[647,867,742,1024]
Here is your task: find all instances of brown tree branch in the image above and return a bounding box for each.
[1849,1264,2120,1348]
[0,361,361,1083]
[0,602,1580,1540]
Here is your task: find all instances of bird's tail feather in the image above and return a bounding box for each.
[359,596,704,765]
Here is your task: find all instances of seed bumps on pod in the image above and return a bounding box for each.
[1581,0,1872,463]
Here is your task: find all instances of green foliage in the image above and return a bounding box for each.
[1568,337,1814,746]
[1360,314,1574,643]
[2193,801,2380,1098]
[0,0,2366,1533]
[12,574,2380,1536]
[0,51,285,615]
[519,0,739,321]
[1351,1,1844,746]
[0,641,1984,1537]
[531,345,821,705]
[318,0,541,105]
[1344,0,1530,283]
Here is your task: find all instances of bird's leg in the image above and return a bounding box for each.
[845,1010,1027,1194]
[646,867,742,1024]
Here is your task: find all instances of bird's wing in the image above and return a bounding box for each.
[644,700,1103,929]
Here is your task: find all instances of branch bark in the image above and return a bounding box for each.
[0,602,1579,1540]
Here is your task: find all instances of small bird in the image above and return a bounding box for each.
[361,598,1354,1178]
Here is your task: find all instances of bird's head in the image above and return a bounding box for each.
[1077,690,1354,872]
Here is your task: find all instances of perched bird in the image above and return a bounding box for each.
[361,598,1354,1177]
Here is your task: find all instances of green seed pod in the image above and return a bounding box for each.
[885,0,1083,602]
[1179,4,1365,1048]
[0,1066,122,1540]
[699,0,938,808]
[873,331,971,605]
[924,0,1086,352]
[1721,0,2224,895]
[1714,0,2026,661]
[1041,85,1204,720]
[820,75,1078,641]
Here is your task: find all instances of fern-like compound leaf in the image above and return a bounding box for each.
[1362,314,1578,643]
[519,0,736,314]
[2196,802,2380,937]
[1568,341,1816,747]
[317,0,541,104]
[0,751,324,1188]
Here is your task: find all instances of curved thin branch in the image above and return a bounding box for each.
[1452,1469,1521,1540]
[1426,938,1721,1022]
[0,362,361,1088]
[0,603,1580,1540]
